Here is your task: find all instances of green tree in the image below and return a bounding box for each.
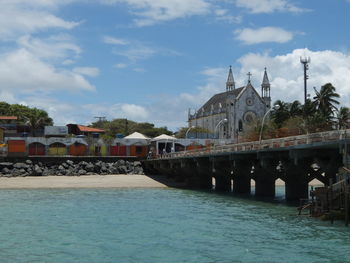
[91,118,173,138]
[0,102,11,115]
[336,107,350,129]
[289,100,302,117]
[24,108,53,136]
[313,83,340,121]
[270,100,290,128]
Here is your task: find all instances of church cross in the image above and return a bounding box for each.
[247,72,252,84]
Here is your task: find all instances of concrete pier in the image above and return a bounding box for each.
[143,130,350,201]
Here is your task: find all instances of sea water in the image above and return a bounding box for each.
[0,188,349,263]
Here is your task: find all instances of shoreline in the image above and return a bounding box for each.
[0,175,324,189]
[0,174,174,189]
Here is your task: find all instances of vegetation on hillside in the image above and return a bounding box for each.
[91,118,173,139]
[0,102,53,135]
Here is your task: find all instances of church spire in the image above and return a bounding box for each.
[226,66,235,91]
[261,67,271,108]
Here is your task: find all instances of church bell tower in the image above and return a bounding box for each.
[261,68,271,108]
[226,66,235,91]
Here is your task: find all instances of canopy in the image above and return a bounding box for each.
[152,134,176,141]
[124,132,149,140]
[117,132,150,146]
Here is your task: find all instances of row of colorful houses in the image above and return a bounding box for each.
[1,131,212,158]
[0,117,215,158]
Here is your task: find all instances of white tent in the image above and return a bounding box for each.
[152,134,176,154]
[125,132,149,140]
[152,134,176,141]
[120,132,150,146]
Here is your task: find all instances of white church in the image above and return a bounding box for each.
[188,67,272,141]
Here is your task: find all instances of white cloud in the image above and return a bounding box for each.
[17,35,81,61]
[115,45,156,62]
[0,1,79,39]
[0,49,95,93]
[73,67,100,77]
[120,104,149,119]
[101,0,211,26]
[133,68,146,73]
[235,0,306,14]
[235,27,293,44]
[108,39,180,65]
[236,49,350,107]
[103,36,128,45]
[114,63,128,69]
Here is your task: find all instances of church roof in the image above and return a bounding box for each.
[194,87,244,118]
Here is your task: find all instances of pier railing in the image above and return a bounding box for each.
[155,129,350,160]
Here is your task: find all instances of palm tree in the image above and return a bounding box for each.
[270,100,290,128]
[289,100,302,117]
[336,107,350,129]
[24,108,53,136]
[313,83,340,121]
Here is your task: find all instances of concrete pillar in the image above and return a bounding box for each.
[319,155,343,185]
[232,160,251,194]
[158,160,171,176]
[255,177,275,197]
[215,174,231,191]
[284,159,310,201]
[254,159,277,198]
[179,159,197,186]
[142,161,157,175]
[168,161,181,178]
[194,159,213,190]
[213,160,232,191]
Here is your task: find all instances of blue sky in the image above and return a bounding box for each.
[1,0,350,131]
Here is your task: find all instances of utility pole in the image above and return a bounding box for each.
[94,116,106,128]
[125,118,128,135]
[300,56,311,104]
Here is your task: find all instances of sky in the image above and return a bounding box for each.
[1,0,350,131]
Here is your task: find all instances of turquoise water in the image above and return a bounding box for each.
[0,188,349,263]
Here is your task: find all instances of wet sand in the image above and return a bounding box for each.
[0,175,174,189]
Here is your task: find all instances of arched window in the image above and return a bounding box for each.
[238,120,243,131]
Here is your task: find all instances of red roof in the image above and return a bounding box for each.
[77,125,105,133]
[0,116,17,120]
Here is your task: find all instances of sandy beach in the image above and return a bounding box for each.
[0,175,323,189]
[0,174,173,189]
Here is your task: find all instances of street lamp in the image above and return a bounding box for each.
[185,126,195,152]
[185,126,195,139]
[214,118,228,139]
[259,105,280,144]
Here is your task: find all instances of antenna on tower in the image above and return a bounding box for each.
[300,56,311,104]
[94,116,106,122]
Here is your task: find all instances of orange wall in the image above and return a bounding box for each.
[187,145,202,151]
[8,140,26,153]
[69,144,87,156]
[129,145,148,157]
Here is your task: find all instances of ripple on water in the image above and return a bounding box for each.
[0,189,349,263]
